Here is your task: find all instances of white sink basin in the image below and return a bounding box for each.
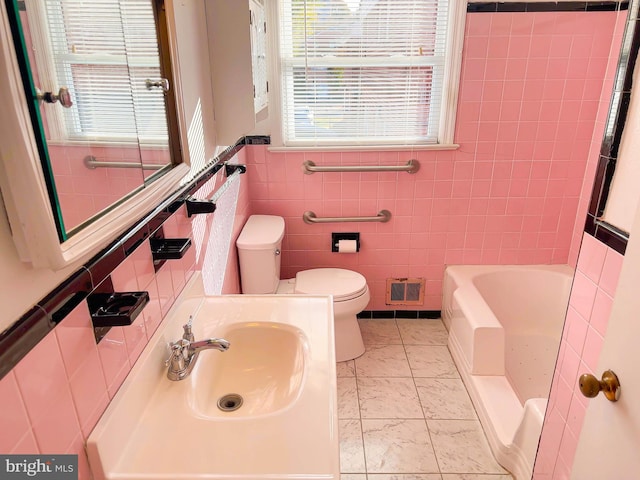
[87,288,338,480]
[190,321,306,418]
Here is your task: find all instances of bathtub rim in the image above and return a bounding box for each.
[443,263,574,480]
[449,337,539,480]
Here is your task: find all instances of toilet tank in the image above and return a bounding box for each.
[236,215,285,294]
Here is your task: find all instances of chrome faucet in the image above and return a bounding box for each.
[165,316,230,381]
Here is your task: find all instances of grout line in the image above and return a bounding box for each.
[353,351,368,476]
[342,318,513,478]
[400,318,445,476]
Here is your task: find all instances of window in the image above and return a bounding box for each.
[276,0,463,147]
[26,0,168,145]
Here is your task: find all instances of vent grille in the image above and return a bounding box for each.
[386,278,425,305]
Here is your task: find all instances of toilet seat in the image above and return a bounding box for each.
[294,268,368,302]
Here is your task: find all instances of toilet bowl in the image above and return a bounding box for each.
[236,215,368,361]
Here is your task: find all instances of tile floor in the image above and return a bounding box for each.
[337,318,513,480]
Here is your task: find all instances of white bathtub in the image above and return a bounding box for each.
[442,265,573,480]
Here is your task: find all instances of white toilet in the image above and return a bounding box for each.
[236,215,369,362]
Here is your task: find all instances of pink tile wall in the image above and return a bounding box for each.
[0,9,625,479]
[533,233,623,479]
[0,160,249,478]
[567,11,627,267]
[245,11,618,311]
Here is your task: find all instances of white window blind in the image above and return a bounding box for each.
[41,0,168,145]
[278,0,450,146]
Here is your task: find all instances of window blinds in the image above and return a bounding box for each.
[43,0,168,144]
[278,0,449,146]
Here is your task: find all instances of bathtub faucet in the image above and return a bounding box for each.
[165,318,230,381]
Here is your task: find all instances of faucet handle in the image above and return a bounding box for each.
[165,342,177,367]
[164,340,186,367]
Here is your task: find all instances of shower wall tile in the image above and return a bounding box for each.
[599,246,624,296]
[576,231,608,281]
[563,307,588,356]
[568,272,598,320]
[589,289,614,337]
[534,232,624,479]
[568,11,627,267]
[245,11,620,310]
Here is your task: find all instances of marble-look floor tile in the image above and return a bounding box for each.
[441,474,512,479]
[414,378,477,420]
[338,376,360,419]
[359,319,402,345]
[337,360,356,377]
[428,420,507,474]
[340,475,368,480]
[358,377,423,419]
[355,345,412,377]
[397,319,448,345]
[369,475,443,480]
[362,419,439,473]
[339,419,366,473]
[405,346,460,378]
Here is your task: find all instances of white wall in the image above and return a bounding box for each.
[0,200,80,331]
[171,0,217,172]
[602,62,640,233]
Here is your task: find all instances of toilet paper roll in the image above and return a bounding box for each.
[337,239,358,253]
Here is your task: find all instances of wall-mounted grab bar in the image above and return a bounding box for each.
[84,155,166,171]
[302,159,420,175]
[303,210,392,224]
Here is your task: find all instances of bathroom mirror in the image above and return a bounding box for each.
[5,0,182,239]
[0,0,190,269]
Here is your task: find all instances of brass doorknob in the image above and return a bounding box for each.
[579,370,620,402]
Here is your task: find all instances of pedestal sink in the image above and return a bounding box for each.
[87,283,338,480]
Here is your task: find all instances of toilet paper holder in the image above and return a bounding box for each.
[332,232,360,252]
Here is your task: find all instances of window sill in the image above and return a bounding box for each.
[267,143,460,153]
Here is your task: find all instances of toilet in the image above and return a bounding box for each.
[236,215,369,362]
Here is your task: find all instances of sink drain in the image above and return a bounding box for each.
[217,393,243,412]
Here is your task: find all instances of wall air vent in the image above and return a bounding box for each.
[386,278,425,306]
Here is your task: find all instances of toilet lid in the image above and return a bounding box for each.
[295,268,368,301]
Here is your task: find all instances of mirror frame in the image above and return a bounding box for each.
[0,0,190,270]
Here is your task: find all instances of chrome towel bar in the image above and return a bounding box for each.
[302,159,420,175]
[210,168,243,204]
[84,155,165,171]
[303,210,392,224]
[185,164,246,217]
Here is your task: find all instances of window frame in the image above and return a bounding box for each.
[24,0,169,147]
[266,0,467,150]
